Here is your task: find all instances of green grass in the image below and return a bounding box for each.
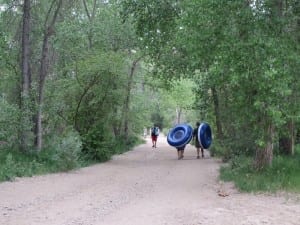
[220,145,300,193]
[0,149,53,181]
[0,147,85,182]
[0,135,145,182]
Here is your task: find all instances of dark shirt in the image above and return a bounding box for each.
[193,127,201,148]
[151,127,159,136]
[193,127,199,141]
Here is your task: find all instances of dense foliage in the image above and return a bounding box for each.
[220,146,300,192]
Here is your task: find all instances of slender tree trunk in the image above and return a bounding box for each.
[21,0,31,96]
[176,107,182,124]
[20,0,32,151]
[254,0,285,168]
[73,75,100,132]
[83,0,97,49]
[211,86,223,139]
[254,123,274,170]
[273,0,296,155]
[123,55,144,139]
[279,120,295,155]
[36,0,62,151]
[36,35,48,150]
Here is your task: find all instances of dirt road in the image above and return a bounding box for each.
[0,136,299,225]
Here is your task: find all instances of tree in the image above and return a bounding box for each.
[122,54,144,139]
[46,0,148,159]
[20,0,33,151]
[160,79,196,125]
[35,0,63,151]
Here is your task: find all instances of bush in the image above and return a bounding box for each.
[220,146,300,193]
[0,150,44,182]
[0,125,143,182]
[0,153,20,181]
[0,97,20,148]
[209,139,230,160]
[0,128,83,181]
[47,129,82,171]
[211,133,256,162]
[81,124,143,162]
[81,126,114,162]
[114,134,143,154]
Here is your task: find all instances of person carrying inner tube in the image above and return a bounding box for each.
[193,122,204,159]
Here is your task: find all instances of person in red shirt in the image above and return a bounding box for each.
[151,125,159,148]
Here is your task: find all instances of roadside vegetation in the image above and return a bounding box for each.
[0,133,143,182]
[219,144,300,193]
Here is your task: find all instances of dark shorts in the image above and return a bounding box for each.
[151,135,157,141]
[177,146,185,151]
[195,139,201,148]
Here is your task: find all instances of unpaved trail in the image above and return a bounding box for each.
[0,136,299,225]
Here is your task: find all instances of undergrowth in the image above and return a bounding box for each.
[0,135,144,182]
[220,145,300,193]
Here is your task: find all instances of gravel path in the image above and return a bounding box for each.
[0,136,299,225]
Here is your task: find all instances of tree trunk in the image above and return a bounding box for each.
[83,0,97,49]
[254,123,274,170]
[279,120,295,155]
[276,0,295,156]
[20,0,32,151]
[35,0,62,151]
[36,35,48,150]
[21,0,31,97]
[211,87,223,139]
[176,107,182,124]
[288,120,295,155]
[123,55,143,139]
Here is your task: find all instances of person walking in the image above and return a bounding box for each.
[193,122,204,159]
[151,125,159,148]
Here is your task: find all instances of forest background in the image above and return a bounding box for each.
[0,0,299,192]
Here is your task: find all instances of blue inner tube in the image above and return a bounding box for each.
[167,124,193,148]
[197,122,212,149]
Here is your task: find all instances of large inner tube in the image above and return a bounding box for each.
[197,122,212,149]
[167,124,193,148]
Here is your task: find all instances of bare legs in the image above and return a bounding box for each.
[177,150,184,160]
[152,136,157,148]
[152,140,157,148]
[196,147,204,159]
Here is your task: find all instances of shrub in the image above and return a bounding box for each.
[48,129,82,171]
[220,146,300,193]
[0,97,20,148]
[81,124,115,162]
[81,124,143,162]
[209,139,230,160]
[0,150,44,182]
[0,126,143,181]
